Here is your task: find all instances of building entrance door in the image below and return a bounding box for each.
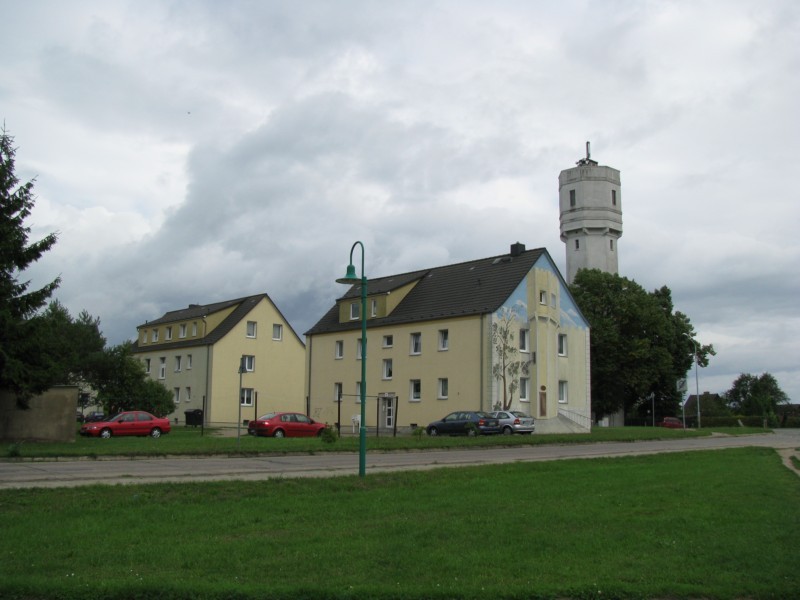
[381,396,394,429]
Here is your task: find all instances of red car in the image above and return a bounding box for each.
[658,416,683,429]
[247,412,326,438]
[79,411,172,438]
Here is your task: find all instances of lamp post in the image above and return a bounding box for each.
[237,356,245,449]
[685,334,701,429]
[336,241,368,478]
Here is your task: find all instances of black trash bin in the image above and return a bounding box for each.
[184,409,203,427]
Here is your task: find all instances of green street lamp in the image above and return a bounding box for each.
[336,241,368,477]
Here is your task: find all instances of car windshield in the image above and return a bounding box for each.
[257,413,277,420]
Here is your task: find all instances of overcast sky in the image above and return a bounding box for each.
[3,0,798,402]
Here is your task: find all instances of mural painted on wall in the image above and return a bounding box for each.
[490,305,531,410]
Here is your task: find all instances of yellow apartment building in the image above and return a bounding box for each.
[305,244,592,434]
[132,294,305,426]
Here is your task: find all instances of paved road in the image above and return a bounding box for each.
[1,430,798,489]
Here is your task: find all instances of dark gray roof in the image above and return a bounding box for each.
[132,293,304,353]
[306,247,547,335]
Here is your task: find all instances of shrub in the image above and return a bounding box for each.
[319,426,338,444]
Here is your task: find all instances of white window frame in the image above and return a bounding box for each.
[410,379,421,402]
[334,382,343,403]
[558,334,568,356]
[173,387,180,404]
[539,291,547,305]
[520,377,530,402]
[179,323,187,338]
[159,357,166,379]
[519,329,529,353]
[185,386,192,401]
[241,388,254,406]
[272,324,283,340]
[382,359,393,380]
[559,380,568,404]
[152,329,159,342]
[144,358,151,373]
[371,299,378,317]
[187,354,192,369]
[383,335,393,348]
[357,338,363,360]
[350,302,360,320]
[246,321,257,338]
[438,378,449,400]
[175,355,182,372]
[355,382,362,404]
[438,329,449,351]
[335,340,344,359]
[165,326,173,341]
[192,322,198,336]
[410,333,422,355]
[244,355,255,372]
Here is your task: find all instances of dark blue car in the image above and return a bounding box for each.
[426,411,501,436]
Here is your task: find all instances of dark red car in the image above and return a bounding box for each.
[658,416,683,429]
[247,412,326,438]
[79,411,172,438]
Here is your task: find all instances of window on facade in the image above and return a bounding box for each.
[559,380,568,403]
[558,334,568,356]
[569,189,576,207]
[355,381,362,404]
[140,331,147,344]
[244,355,255,372]
[575,239,580,250]
[272,324,282,340]
[165,326,173,340]
[334,382,343,403]
[410,333,422,355]
[185,386,192,401]
[175,355,182,372]
[438,329,449,351]
[241,388,254,406]
[173,387,180,404]
[382,359,393,380]
[144,358,151,373]
[539,290,547,304]
[610,239,614,251]
[612,189,617,206]
[178,324,186,338]
[152,329,159,342]
[410,379,421,401]
[350,302,360,320]
[357,338,363,360]
[159,357,166,379]
[371,299,377,317]
[187,354,192,369]
[383,335,393,348]
[335,340,344,359]
[246,321,257,338]
[192,322,198,336]
[519,329,529,352]
[438,378,449,399]
[520,377,530,401]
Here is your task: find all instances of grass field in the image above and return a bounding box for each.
[1,446,798,599]
[4,425,768,459]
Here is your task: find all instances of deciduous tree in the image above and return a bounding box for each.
[724,373,789,421]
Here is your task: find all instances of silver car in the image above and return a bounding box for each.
[490,410,535,435]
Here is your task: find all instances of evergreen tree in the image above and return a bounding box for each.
[0,128,61,406]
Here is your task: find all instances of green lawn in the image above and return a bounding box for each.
[1,446,798,599]
[4,425,768,459]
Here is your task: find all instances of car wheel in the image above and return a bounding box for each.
[428,427,438,436]
[100,428,112,439]
[502,426,513,436]
[150,428,162,439]
[274,429,285,438]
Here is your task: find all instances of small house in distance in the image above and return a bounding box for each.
[305,243,591,434]
[133,294,305,426]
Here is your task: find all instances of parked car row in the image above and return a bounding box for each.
[426,411,535,437]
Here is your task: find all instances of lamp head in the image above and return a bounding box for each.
[336,263,359,284]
